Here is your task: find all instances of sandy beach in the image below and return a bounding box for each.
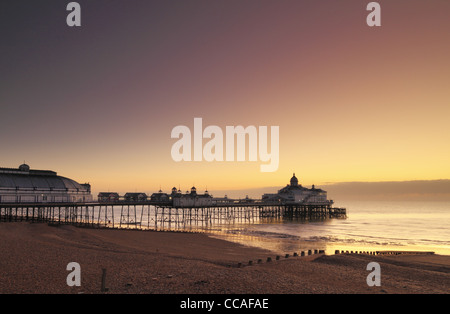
[0,222,449,294]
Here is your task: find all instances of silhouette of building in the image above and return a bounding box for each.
[212,194,234,205]
[0,164,92,203]
[124,192,148,202]
[172,186,213,207]
[262,173,330,204]
[150,189,170,202]
[238,195,255,203]
[98,192,120,202]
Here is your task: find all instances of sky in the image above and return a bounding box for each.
[1,1,449,196]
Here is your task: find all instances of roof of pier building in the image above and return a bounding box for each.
[277,173,326,194]
[0,164,90,192]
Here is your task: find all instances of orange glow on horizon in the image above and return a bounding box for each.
[2,1,449,195]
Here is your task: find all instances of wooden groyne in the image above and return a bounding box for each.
[334,250,434,256]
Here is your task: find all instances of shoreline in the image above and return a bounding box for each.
[206,228,450,257]
[0,222,449,294]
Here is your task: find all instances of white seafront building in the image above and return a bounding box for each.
[262,173,331,204]
[0,164,93,203]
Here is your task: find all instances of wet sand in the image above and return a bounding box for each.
[0,222,449,294]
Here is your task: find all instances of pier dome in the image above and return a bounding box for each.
[19,163,30,172]
[290,173,299,187]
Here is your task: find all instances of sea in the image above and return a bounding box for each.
[206,200,450,256]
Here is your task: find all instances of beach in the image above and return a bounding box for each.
[0,222,449,294]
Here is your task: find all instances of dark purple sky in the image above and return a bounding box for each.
[1,1,449,193]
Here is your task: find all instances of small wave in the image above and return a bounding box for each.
[221,227,450,249]
[225,228,302,240]
[225,230,404,246]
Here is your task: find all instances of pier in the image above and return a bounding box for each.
[0,168,345,232]
[0,201,346,231]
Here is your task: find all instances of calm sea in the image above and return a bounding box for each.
[70,200,449,255]
[207,200,450,256]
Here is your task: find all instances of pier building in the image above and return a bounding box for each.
[172,186,213,207]
[124,192,148,202]
[0,164,92,203]
[98,192,120,202]
[262,173,330,204]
